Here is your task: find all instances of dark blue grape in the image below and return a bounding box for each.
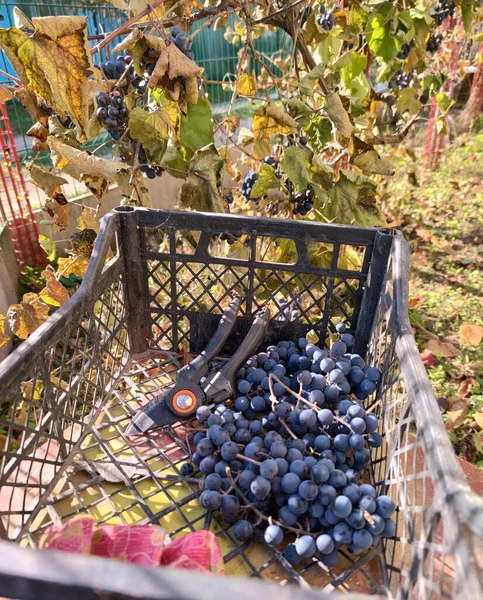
[264,524,284,545]
[204,473,223,490]
[299,480,319,501]
[332,521,353,544]
[233,519,254,541]
[295,535,316,558]
[180,462,194,476]
[200,490,222,510]
[279,505,298,526]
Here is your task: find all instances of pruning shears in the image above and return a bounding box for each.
[125,296,271,435]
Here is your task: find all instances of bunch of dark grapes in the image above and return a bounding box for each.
[292,186,315,216]
[389,70,414,90]
[96,90,129,141]
[242,170,260,203]
[300,6,312,26]
[316,4,335,31]
[430,0,455,25]
[130,141,164,179]
[169,26,195,60]
[426,33,443,53]
[100,55,133,81]
[397,41,414,61]
[181,324,397,567]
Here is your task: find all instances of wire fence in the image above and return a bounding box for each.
[0,0,289,166]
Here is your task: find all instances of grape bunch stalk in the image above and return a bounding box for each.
[180,323,397,567]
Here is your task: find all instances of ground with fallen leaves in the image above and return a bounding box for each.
[382,132,483,466]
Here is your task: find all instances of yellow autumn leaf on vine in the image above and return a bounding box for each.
[21,379,44,401]
[252,103,298,159]
[77,207,99,233]
[0,16,93,137]
[40,266,70,307]
[7,293,50,339]
[0,316,10,348]
[236,73,257,97]
[58,256,89,278]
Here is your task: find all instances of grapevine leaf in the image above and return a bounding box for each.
[474,412,483,430]
[146,33,202,111]
[112,28,147,74]
[252,103,298,159]
[44,196,70,230]
[299,64,326,96]
[365,5,401,61]
[0,17,93,137]
[436,92,454,115]
[426,338,459,357]
[39,234,56,261]
[128,107,168,163]
[286,99,313,126]
[48,137,128,199]
[305,117,332,152]
[236,73,257,97]
[324,92,353,138]
[0,317,10,348]
[460,323,483,346]
[351,137,395,175]
[348,1,369,31]
[0,84,13,103]
[77,207,99,233]
[71,229,97,258]
[27,164,67,196]
[446,405,469,430]
[179,98,214,161]
[326,171,381,227]
[178,144,224,212]
[250,164,281,198]
[21,380,44,401]
[280,146,310,192]
[7,293,50,339]
[14,87,50,123]
[461,0,476,32]
[40,266,69,307]
[331,52,367,85]
[58,256,89,278]
[98,0,129,9]
[26,122,48,141]
[396,88,422,116]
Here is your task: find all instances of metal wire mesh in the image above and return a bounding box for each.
[0,208,481,600]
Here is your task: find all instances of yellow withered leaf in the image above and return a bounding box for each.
[40,266,70,307]
[252,103,298,158]
[7,293,50,339]
[58,256,89,278]
[236,73,257,97]
[0,316,10,348]
[27,163,67,196]
[21,379,44,401]
[77,207,99,232]
[0,16,93,137]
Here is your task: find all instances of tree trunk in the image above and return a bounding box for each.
[458,60,483,132]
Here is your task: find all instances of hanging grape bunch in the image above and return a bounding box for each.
[426,33,443,53]
[96,90,129,141]
[181,324,397,567]
[100,54,133,82]
[316,4,335,31]
[430,0,456,25]
[397,41,414,61]
[389,70,414,90]
[169,26,195,60]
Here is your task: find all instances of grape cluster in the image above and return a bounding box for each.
[100,55,133,81]
[397,42,414,61]
[291,185,315,216]
[389,70,414,90]
[181,325,397,567]
[426,33,443,53]
[169,26,195,60]
[96,90,129,141]
[431,0,455,25]
[316,4,335,31]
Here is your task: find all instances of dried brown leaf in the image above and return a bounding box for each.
[0,317,10,348]
[40,266,70,307]
[7,293,50,339]
[426,338,459,357]
[28,164,67,196]
[77,207,99,232]
[458,378,476,398]
[460,323,483,346]
[474,412,483,430]
[57,256,89,278]
[446,405,469,430]
[44,196,70,230]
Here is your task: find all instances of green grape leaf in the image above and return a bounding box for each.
[437,92,455,115]
[280,146,310,192]
[128,107,169,163]
[179,98,214,161]
[250,164,281,199]
[365,4,401,60]
[326,171,382,227]
[331,51,367,85]
[461,0,476,32]
[396,88,422,116]
[299,63,326,96]
[324,92,354,138]
[305,117,332,152]
[348,1,369,31]
[286,99,313,126]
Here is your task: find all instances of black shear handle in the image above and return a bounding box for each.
[178,296,241,383]
[218,307,271,389]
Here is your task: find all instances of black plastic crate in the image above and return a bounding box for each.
[0,207,481,600]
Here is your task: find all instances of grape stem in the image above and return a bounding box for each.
[236,453,262,467]
[278,417,298,440]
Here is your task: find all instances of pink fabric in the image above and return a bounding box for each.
[40,517,225,575]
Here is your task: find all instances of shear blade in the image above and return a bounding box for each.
[124,410,157,436]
